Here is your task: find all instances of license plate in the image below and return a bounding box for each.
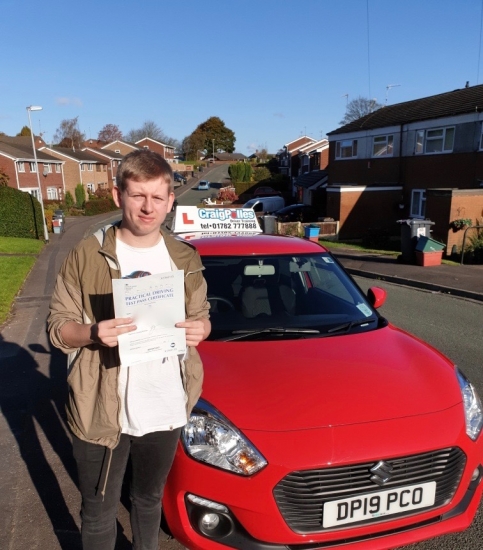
[323,481,436,528]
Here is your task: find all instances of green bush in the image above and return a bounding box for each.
[65,191,74,208]
[75,183,85,208]
[84,198,119,216]
[0,187,44,239]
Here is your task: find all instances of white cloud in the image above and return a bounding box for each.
[56,97,83,107]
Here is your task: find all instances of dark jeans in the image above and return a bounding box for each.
[72,429,182,550]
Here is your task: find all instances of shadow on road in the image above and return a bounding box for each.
[0,335,133,548]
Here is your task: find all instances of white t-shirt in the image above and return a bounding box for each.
[116,237,187,436]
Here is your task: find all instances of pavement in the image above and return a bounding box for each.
[2,202,483,549]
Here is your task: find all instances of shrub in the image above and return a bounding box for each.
[217,187,238,203]
[84,198,118,216]
[65,191,74,208]
[0,187,44,239]
[75,183,85,208]
[253,167,271,182]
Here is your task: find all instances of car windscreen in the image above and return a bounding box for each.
[202,253,383,341]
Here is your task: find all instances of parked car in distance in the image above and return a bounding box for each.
[197,180,210,191]
[274,203,318,223]
[253,186,281,197]
[243,195,285,213]
[174,172,187,184]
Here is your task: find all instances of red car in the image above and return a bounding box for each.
[164,209,483,549]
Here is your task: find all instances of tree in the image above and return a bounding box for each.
[339,96,383,125]
[253,166,271,182]
[16,126,31,137]
[186,117,236,158]
[181,132,205,162]
[54,117,85,149]
[75,183,85,208]
[97,124,123,143]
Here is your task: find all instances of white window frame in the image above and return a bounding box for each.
[87,183,95,193]
[372,135,394,157]
[43,163,52,173]
[87,163,94,171]
[18,162,25,172]
[415,127,455,154]
[335,139,358,159]
[47,187,58,200]
[55,164,61,173]
[80,164,85,171]
[410,189,426,218]
[29,162,37,172]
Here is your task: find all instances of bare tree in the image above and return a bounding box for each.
[97,124,123,142]
[53,117,85,149]
[339,96,383,125]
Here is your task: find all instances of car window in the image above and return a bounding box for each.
[202,253,380,341]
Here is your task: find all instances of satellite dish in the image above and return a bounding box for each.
[43,170,48,177]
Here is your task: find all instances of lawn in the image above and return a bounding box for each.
[0,237,44,325]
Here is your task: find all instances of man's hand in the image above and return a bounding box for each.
[176,318,211,347]
[90,318,137,347]
[60,318,136,349]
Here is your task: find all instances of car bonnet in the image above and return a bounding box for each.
[197,324,461,432]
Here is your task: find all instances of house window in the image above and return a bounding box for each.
[416,127,455,154]
[47,187,58,200]
[335,139,358,159]
[18,162,25,172]
[372,135,394,157]
[30,162,37,172]
[87,183,95,193]
[410,189,426,218]
[87,164,94,171]
[43,163,52,173]
[55,164,61,173]
[80,164,85,171]
[96,164,101,172]
[30,189,40,200]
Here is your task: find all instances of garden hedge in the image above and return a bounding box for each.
[0,187,44,239]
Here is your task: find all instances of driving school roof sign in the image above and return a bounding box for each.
[173,206,262,234]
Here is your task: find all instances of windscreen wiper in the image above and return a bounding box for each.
[327,317,376,335]
[218,327,320,342]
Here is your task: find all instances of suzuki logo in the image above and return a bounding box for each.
[370,461,394,486]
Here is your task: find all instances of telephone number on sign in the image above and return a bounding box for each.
[202,222,258,230]
[323,481,437,528]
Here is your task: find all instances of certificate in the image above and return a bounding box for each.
[112,270,186,366]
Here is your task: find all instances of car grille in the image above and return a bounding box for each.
[273,447,466,533]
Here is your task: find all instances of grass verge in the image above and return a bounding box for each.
[0,237,44,325]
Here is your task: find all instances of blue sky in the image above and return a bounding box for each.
[2,0,483,154]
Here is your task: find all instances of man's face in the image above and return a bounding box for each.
[113,176,174,242]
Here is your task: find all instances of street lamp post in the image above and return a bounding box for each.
[212,139,215,162]
[26,106,49,242]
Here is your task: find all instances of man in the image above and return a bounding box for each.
[48,150,210,550]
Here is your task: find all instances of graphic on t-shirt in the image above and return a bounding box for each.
[124,270,151,279]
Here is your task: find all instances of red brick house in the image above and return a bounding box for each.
[135,137,175,162]
[40,146,109,200]
[277,136,316,179]
[326,84,483,251]
[82,147,123,189]
[0,136,65,202]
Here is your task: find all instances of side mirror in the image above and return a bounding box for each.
[367,286,387,309]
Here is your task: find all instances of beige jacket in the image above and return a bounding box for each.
[48,224,210,449]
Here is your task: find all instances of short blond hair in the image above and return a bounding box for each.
[116,150,173,192]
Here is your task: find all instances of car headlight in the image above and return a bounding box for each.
[182,399,267,476]
[456,368,483,440]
